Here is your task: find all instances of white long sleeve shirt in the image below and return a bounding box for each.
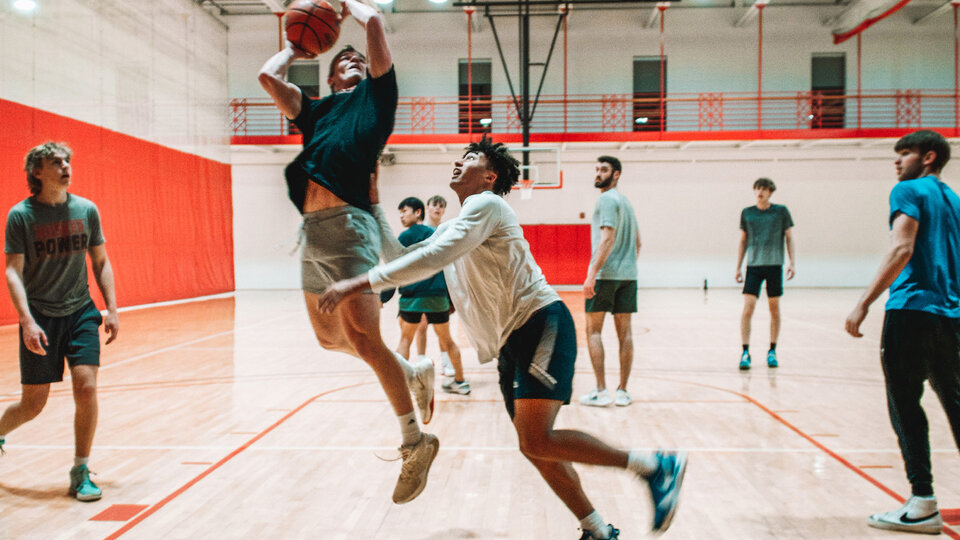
[370,191,560,363]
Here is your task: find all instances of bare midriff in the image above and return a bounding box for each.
[302,180,349,213]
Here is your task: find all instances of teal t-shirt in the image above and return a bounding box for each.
[740,204,794,266]
[4,194,104,317]
[885,175,960,318]
[591,188,639,280]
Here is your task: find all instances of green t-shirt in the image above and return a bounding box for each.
[4,194,105,317]
[740,204,794,266]
[591,188,639,280]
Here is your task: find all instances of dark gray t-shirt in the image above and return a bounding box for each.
[4,194,105,317]
[740,204,793,266]
[592,188,639,280]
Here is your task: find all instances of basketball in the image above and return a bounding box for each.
[285,0,340,56]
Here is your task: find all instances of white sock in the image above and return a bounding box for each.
[418,354,429,362]
[394,351,416,383]
[626,450,658,477]
[398,411,421,446]
[74,456,89,468]
[441,352,451,364]
[579,511,610,539]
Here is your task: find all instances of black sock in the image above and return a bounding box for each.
[770,342,777,352]
[742,345,749,353]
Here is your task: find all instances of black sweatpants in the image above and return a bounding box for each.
[880,309,960,496]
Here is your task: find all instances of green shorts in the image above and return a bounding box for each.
[20,300,102,385]
[584,279,637,313]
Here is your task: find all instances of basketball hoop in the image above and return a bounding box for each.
[519,178,534,200]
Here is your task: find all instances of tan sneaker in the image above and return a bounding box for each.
[409,358,435,424]
[392,433,439,504]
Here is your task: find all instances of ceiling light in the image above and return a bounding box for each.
[479,118,492,127]
[373,0,393,4]
[429,0,449,4]
[635,117,649,124]
[13,0,37,12]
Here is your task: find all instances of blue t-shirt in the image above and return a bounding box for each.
[885,175,960,318]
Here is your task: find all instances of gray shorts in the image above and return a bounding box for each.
[301,206,380,294]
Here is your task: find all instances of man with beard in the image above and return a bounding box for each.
[845,130,960,535]
[580,156,641,408]
[257,0,437,505]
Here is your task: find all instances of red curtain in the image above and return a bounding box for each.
[521,224,591,285]
[0,99,234,325]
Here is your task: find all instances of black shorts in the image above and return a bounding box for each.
[743,265,783,298]
[498,301,576,419]
[584,279,638,313]
[398,310,450,324]
[20,301,102,385]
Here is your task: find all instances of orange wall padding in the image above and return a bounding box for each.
[520,224,591,285]
[0,99,234,325]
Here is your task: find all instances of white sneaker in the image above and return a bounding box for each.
[867,495,943,535]
[392,432,439,504]
[440,353,455,377]
[615,389,632,407]
[409,358,435,424]
[579,388,613,407]
[442,379,471,395]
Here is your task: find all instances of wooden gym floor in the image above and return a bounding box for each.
[0,288,957,539]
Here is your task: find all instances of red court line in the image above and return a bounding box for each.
[660,376,960,539]
[103,381,373,539]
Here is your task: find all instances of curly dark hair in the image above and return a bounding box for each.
[463,137,520,196]
[24,142,71,195]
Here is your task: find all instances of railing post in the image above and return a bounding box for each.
[466,7,474,136]
[659,3,667,133]
[857,34,862,130]
[757,2,765,131]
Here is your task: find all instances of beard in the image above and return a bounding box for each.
[594,175,613,189]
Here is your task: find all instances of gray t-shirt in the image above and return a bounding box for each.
[5,194,105,317]
[592,188,639,280]
[740,204,794,266]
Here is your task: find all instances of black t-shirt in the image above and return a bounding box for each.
[286,67,398,213]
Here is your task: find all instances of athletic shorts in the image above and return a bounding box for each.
[300,206,380,294]
[20,300,102,385]
[743,265,783,297]
[399,310,450,324]
[584,279,637,313]
[498,301,576,419]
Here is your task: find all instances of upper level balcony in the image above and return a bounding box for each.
[230,88,960,146]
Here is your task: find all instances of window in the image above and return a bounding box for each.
[633,56,666,132]
[459,59,492,134]
[811,53,845,129]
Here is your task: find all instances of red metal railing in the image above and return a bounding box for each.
[230,89,960,140]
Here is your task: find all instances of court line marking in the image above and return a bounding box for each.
[661,376,960,539]
[103,381,373,540]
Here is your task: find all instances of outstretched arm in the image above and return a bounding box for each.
[342,0,392,78]
[845,213,918,337]
[258,42,315,119]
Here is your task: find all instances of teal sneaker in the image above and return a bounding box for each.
[739,351,751,370]
[0,437,5,456]
[69,464,102,502]
[579,524,620,539]
[767,350,779,368]
[647,451,688,533]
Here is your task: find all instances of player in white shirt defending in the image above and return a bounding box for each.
[318,138,687,538]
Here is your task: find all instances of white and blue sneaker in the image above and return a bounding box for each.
[647,450,687,533]
[578,524,620,540]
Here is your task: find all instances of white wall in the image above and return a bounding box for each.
[231,141,960,289]
[0,0,230,162]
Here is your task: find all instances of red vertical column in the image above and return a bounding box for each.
[954,2,959,133]
[466,7,474,136]
[659,4,667,133]
[857,33,862,130]
[757,3,765,131]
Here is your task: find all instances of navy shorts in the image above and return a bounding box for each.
[584,279,637,313]
[20,301,102,385]
[743,265,783,298]
[399,310,450,324]
[498,301,576,419]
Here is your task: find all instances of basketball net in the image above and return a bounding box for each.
[520,178,534,200]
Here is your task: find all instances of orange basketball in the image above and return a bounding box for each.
[285,0,340,56]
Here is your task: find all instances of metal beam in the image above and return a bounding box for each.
[914,0,955,25]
